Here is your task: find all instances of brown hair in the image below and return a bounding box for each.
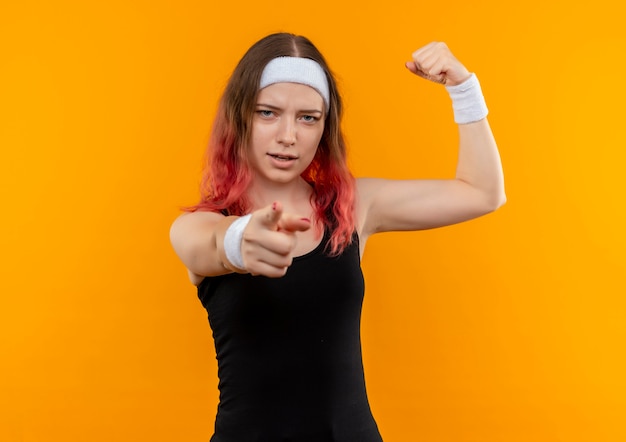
[192,33,356,255]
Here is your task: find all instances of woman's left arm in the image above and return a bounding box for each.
[358,42,506,236]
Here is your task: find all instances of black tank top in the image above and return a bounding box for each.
[197,230,382,442]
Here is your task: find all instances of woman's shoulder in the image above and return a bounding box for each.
[355,177,386,193]
[170,209,225,246]
[173,209,225,224]
[354,177,392,211]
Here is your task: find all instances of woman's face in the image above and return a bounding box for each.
[248,82,325,188]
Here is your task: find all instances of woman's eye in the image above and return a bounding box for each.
[301,115,318,123]
[257,110,274,118]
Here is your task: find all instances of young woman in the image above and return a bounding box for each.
[170,32,505,442]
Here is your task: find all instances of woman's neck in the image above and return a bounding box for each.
[247,177,314,212]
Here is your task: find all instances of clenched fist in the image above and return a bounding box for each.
[405,42,471,86]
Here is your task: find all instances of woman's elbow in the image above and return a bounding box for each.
[484,189,507,213]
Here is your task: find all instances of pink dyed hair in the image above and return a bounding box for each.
[187,33,355,255]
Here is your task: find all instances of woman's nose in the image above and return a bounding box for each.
[277,119,296,145]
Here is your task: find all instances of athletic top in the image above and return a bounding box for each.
[197,229,383,442]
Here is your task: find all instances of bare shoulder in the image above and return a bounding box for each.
[169,210,226,286]
[355,177,386,199]
[171,209,224,231]
[169,210,224,249]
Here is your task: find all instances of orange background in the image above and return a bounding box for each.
[1,1,625,441]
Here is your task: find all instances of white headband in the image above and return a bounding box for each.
[259,57,330,109]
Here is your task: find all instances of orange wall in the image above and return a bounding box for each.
[1,1,625,441]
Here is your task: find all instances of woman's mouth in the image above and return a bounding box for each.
[268,153,297,162]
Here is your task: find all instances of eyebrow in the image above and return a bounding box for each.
[256,103,323,115]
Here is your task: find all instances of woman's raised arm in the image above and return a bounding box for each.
[358,42,505,237]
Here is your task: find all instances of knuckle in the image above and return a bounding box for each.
[267,266,287,278]
[269,254,292,270]
[271,235,288,255]
[278,232,296,255]
[276,254,292,268]
[282,256,293,268]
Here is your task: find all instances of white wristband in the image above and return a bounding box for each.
[223,214,252,271]
[445,73,488,124]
